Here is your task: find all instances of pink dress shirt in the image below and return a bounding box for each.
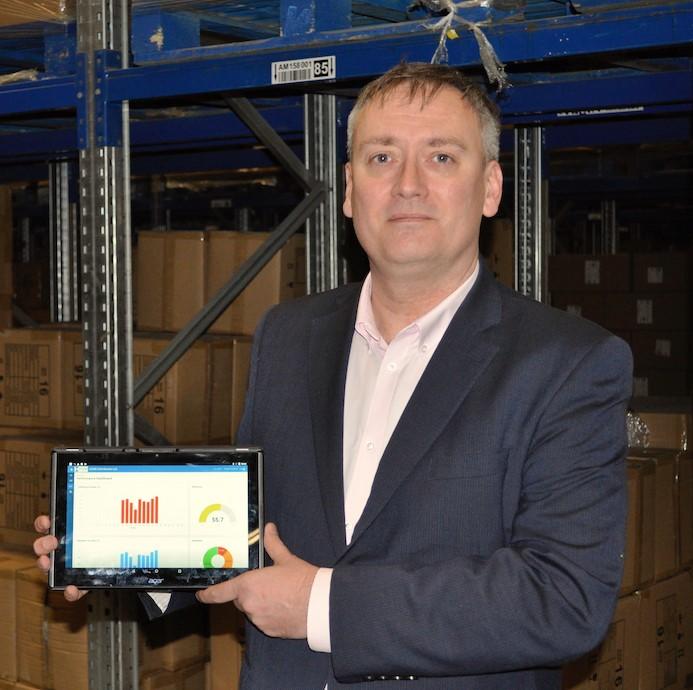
[307,262,480,654]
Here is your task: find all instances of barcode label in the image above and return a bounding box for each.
[271,56,336,84]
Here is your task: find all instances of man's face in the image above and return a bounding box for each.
[344,85,502,285]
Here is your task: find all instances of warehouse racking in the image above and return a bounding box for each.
[0,1,692,688]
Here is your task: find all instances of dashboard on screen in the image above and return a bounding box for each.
[50,447,263,589]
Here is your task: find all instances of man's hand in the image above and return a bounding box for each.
[33,515,88,602]
[196,522,318,639]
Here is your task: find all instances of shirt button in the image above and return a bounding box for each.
[387,361,397,371]
[366,441,375,451]
[421,343,429,353]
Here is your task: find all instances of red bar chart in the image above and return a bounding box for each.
[121,496,159,524]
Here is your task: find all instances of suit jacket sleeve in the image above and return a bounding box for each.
[328,334,632,681]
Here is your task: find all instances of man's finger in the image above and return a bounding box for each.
[263,522,292,564]
[33,534,58,557]
[196,577,239,605]
[34,515,51,534]
[64,585,88,602]
[36,554,51,574]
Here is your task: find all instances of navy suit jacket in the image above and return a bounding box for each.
[230,264,631,689]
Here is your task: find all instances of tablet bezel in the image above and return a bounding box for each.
[49,446,263,590]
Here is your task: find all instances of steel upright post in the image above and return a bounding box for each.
[76,1,137,688]
[305,93,343,293]
[49,161,80,322]
[514,126,546,301]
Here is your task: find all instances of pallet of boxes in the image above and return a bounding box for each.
[562,412,693,690]
[0,200,305,689]
[550,251,692,397]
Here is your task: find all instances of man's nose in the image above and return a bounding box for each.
[393,157,426,198]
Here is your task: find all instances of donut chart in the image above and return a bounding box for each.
[203,546,233,568]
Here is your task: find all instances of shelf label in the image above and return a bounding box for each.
[271,56,336,84]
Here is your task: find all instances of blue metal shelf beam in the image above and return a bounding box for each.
[0,76,74,115]
[500,68,693,123]
[0,2,691,116]
[114,3,692,99]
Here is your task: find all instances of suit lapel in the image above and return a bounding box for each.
[308,286,360,559]
[347,267,503,549]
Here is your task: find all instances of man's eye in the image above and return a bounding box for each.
[434,153,453,163]
[372,153,390,164]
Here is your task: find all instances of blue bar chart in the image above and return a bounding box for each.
[120,550,159,568]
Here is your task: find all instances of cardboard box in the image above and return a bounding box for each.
[562,592,641,690]
[207,231,305,336]
[137,230,305,337]
[677,451,693,567]
[628,450,678,581]
[682,569,693,689]
[0,552,37,681]
[13,262,49,315]
[631,331,690,371]
[140,661,207,690]
[209,603,244,690]
[136,231,208,332]
[0,328,83,430]
[551,292,606,327]
[636,412,692,451]
[0,552,87,690]
[130,335,241,444]
[0,186,11,298]
[0,294,11,330]
[230,338,251,442]
[65,332,248,444]
[0,1,69,27]
[15,566,50,689]
[633,252,692,292]
[632,369,691,398]
[139,605,209,674]
[632,293,691,331]
[481,218,513,288]
[0,434,80,548]
[622,459,656,594]
[548,254,631,292]
[46,591,89,690]
[638,573,688,690]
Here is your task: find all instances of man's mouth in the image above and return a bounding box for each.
[388,214,432,222]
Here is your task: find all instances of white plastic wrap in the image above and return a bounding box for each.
[626,409,650,449]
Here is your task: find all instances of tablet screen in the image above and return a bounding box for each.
[50,447,263,589]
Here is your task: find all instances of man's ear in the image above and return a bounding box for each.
[482,160,503,218]
[343,162,353,219]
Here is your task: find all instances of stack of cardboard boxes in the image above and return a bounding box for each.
[0,553,215,690]
[563,413,693,690]
[0,183,305,690]
[550,252,692,397]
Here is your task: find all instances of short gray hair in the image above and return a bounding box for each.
[346,62,501,162]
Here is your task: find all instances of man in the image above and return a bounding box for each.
[36,63,632,689]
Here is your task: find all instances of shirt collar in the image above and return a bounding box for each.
[354,261,480,353]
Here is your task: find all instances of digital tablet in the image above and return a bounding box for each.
[49,447,263,589]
